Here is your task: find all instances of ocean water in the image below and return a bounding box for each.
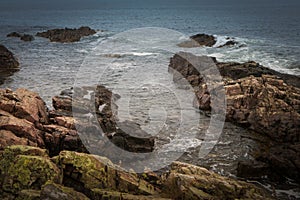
[0,3,300,199]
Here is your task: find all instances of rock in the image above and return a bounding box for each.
[162,161,273,199]
[168,52,300,183]
[0,145,273,199]
[7,32,22,37]
[52,150,160,198]
[0,88,50,149]
[20,34,34,42]
[40,182,90,200]
[0,109,45,148]
[36,26,96,43]
[16,189,41,200]
[0,45,19,85]
[237,160,270,179]
[111,120,155,153]
[0,146,61,195]
[50,85,154,155]
[218,40,238,48]
[178,33,216,48]
[7,32,34,42]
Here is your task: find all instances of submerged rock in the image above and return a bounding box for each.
[36,26,96,43]
[0,45,19,84]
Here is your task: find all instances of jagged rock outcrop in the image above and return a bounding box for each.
[0,45,19,84]
[168,52,300,182]
[36,26,96,43]
[0,145,273,200]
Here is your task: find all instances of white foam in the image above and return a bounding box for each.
[213,35,230,47]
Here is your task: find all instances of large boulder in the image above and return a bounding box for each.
[0,45,19,84]
[36,26,96,43]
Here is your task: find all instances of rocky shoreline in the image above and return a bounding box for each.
[0,30,299,199]
[0,86,275,199]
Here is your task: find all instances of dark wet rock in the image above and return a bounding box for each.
[218,40,238,48]
[112,120,155,153]
[168,52,300,182]
[237,160,270,179]
[0,45,19,85]
[20,34,34,42]
[7,32,34,42]
[178,33,216,48]
[36,26,96,43]
[7,32,22,38]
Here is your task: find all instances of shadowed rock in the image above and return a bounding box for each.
[0,45,19,84]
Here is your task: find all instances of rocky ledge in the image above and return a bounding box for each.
[0,45,19,85]
[169,52,300,182]
[36,26,96,43]
[0,145,273,200]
